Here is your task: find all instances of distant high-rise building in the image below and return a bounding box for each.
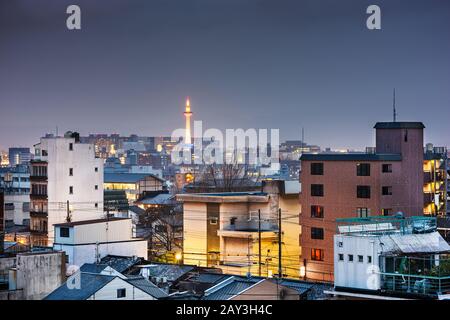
[8,147,32,166]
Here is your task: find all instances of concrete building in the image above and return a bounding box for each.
[30,132,104,246]
[299,122,425,282]
[52,217,148,268]
[0,250,66,300]
[177,180,301,279]
[0,165,30,194]
[328,216,450,300]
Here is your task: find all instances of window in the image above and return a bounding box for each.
[311,227,324,240]
[69,186,73,194]
[65,255,70,264]
[338,254,344,261]
[42,150,48,156]
[357,186,371,199]
[310,163,324,175]
[382,164,392,173]
[311,205,324,218]
[60,227,70,238]
[311,249,324,261]
[311,184,324,197]
[356,163,370,176]
[382,208,392,216]
[95,203,98,208]
[69,143,73,151]
[348,254,354,262]
[357,207,370,218]
[210,217,218,225]
[338,241,343,248]
[95,185,98,190]
[117,288,126,298]
[69,168,73,176]
[382,186,392,196]
[358,255,363,263]
[367,256,372,263]
[95,167,98,172]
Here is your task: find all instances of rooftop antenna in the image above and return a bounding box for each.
[393,88,397,122]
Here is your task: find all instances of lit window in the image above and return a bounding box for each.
[311,248,324,261]
[311,205,324,218]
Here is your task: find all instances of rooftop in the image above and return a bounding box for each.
[300,153,402,161]
[104,172,164,183]
[54,217,130,227]
[374,121,425,129]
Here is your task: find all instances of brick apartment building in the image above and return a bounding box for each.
[299,122,424,282]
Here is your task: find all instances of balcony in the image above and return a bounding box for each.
[29,210,48,217]
[29,175,47,182]
[217,220,278,239]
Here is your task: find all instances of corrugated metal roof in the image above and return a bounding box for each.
[202,278,260,300]
[380,231,450,254]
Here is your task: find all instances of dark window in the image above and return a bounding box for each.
[95,203,98,208]
[382,208,392,216]
[311,205,324,218]
[69,168,73,176]
[338,254,344,261]
[356,163,370,176]
[358,255,364,263]
[357,186,371,199]
[69,143,73,151]
[95,167,99,172]
[311,184,324,197]
[210,217,218,225]
[65,255,70,264]
[357,207,370,218]
[69,186,73,194]
[368,256,372,263]
[311,163,324,175]
[382,164,392,173]
[117,288,126,298]
[311,249,324,261]
[382,186,392,196]
[60,227,70,238]
[348,254,354,262]
[311,227,324,240]
[42,150,48,156]
[95,185,98,190]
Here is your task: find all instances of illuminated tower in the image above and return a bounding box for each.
[184,97,192,144]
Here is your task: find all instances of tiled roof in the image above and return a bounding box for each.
[202,277,261,300]
[44,273,114,300]
[100,255,141,273]
[126,277,168,299]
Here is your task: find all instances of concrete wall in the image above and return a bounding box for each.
[15,251,66,300]
[183,202,208,266]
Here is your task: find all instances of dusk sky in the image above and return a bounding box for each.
[1,0,449,151]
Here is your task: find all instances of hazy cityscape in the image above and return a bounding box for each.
[1,0,450,308]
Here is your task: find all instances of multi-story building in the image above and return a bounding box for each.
[104,172,165,201]
[299,122,425,282]
[328,216,450,300]
[8,148,32,166]
[423,145,449,216]
[177,180,301,279]
[29,132,104,246]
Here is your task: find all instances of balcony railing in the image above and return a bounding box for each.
[381,273,450,296]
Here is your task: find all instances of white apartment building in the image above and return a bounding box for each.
[30,132,104,246]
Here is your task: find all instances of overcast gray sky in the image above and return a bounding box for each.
[1,0,449,151]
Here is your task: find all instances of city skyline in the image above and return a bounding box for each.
[1,0,450,150]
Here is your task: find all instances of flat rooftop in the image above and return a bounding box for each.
[374,121,425,129]
[54,217,130,227]
[300,153,402,161]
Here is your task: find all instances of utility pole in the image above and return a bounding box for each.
[278,208,282,279]
[66,200,71,223]
[258,209,262,277]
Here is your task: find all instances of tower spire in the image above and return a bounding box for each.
[393,88,397,122]
[184,97,193,144]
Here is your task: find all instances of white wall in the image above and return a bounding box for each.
[54,240,148,267]
[38,137,104,244]
[88,277,155,300]
[334,234,381,290]
[183,202,207,266]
